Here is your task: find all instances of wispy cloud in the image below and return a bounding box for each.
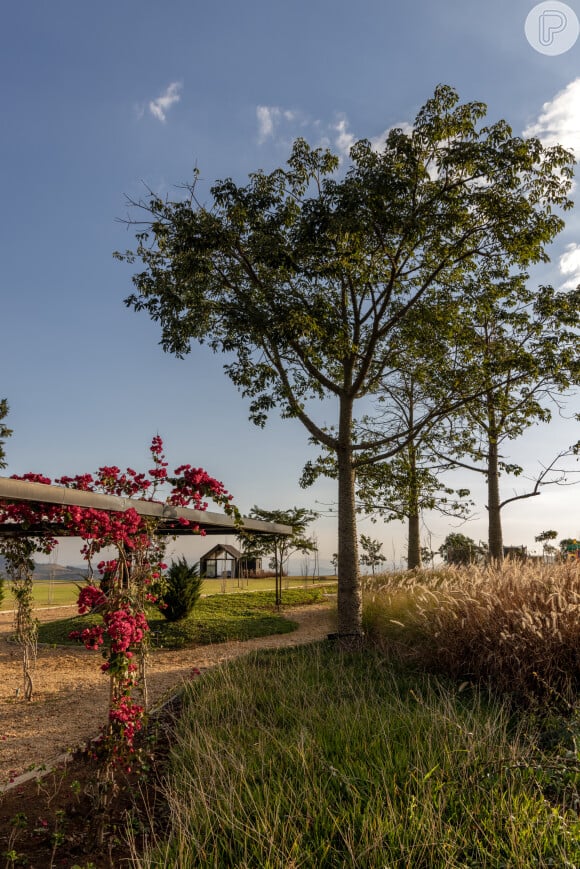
[256,106,298,143]
[149,81,182,123]
[559,242,580,290]
[334,116,356,157]
[256,104,417,160]
[523,78,580,157]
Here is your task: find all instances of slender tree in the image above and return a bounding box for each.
[0,399,12,469]
[119,85,574,636]
[535,529,558,560]
[238,506,317,606]
[359,534,387,575]
[437,276,580,561]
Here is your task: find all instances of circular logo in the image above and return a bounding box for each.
[525,2,579,54]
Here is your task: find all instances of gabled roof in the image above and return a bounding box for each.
[200,543,243,560]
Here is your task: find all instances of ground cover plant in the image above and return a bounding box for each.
[363,561,580,706]
[129,643,580,868]
[37,587,325,648]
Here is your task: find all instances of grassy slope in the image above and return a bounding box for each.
[133,644,580,868]
[37,587,327,648]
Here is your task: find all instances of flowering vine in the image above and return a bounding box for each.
[0,437,237,774]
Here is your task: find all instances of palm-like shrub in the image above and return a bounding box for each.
[161,557,203,622]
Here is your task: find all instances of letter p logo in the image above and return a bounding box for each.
[539,10,568,44]
[525,2,579,54]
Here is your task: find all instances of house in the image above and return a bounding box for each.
[199,543,262,579]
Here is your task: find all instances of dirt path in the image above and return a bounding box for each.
[0,602,336,786]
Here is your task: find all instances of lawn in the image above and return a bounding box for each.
[37,587,328,648]
[0,580,82,609]
[0,576,336,611]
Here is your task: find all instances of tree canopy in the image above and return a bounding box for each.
[439,533,487,566]
[119,84,575,636]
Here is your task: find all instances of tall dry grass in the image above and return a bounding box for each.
[363,561,580,705]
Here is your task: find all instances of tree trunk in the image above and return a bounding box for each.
[487,438,503,562]
[336,396,363,637]
[406,441,422,569]
[407,512,421,569]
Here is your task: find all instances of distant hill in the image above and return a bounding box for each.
[0,557,88,582]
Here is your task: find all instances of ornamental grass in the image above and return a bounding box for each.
[363,561,580,706]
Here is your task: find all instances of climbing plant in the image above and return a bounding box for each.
[0,437,237,823]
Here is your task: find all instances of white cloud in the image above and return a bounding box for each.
[149,81,182,123]
[370,122,414,152]
[256,105,281,142]
[559,242,580,289]
[523,78,580,157]
[255,106,304,144]
[334,116,356,158]
[254,105,418,162]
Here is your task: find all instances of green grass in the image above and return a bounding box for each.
[37,587,327,648]
[0,577,337,611]
[0,580,82,610]
[130,644,580,868]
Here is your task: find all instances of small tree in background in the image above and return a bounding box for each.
[359,534,387,575]
[238,507,317,606]
[0,398,12,469]
[439,533,486,566]
[161,556,203,622]
[535,529,559,561]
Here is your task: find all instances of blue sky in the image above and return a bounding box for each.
[1,0,579,569]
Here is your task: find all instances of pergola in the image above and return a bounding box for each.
[0,477,293,539]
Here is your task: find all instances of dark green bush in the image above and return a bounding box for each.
[161,557,203,622]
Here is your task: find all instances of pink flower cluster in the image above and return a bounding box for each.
[69,624,104,650]
[66,505,144,548]
[168,464,231,510]
[77,584,107,614]
[104,607,149,654]
[109,696,144,748]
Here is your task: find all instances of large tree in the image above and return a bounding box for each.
[119,85,574,637]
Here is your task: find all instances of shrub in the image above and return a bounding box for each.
[161,557,203,622]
